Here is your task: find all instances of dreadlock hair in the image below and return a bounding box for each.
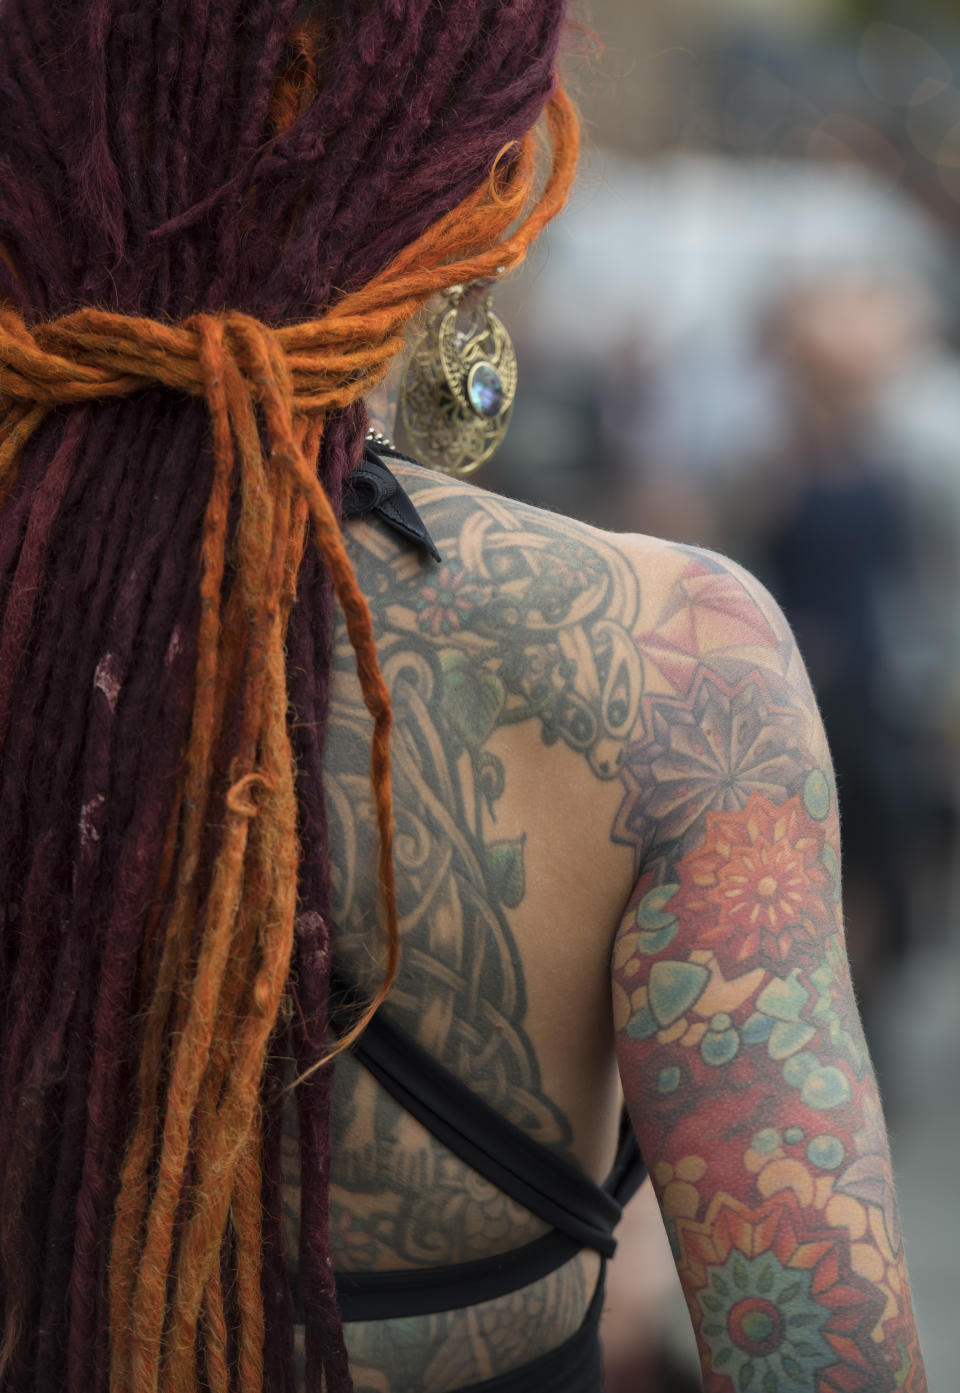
[0,2,579,1390]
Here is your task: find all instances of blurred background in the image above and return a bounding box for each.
[479,1,960,1386]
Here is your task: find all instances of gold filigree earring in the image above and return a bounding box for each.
[399,279,518,477]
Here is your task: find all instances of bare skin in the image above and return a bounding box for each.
[281,458,927,1393]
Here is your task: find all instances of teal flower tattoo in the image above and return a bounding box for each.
[696,1250,833,1391]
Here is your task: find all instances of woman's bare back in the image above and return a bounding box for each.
[283,461,926,1392]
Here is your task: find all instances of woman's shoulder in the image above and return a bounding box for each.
[390,457,673,578]
[391,460,797,657]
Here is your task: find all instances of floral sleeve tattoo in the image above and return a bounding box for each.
[611,551,927,1393]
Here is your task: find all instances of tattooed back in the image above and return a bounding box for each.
[291,463,927,1393]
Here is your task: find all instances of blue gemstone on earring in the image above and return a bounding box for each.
[467,361,505,418]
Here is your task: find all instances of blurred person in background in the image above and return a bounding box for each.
[724,272,960,1060]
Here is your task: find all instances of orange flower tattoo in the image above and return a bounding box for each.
[672,793,832,973]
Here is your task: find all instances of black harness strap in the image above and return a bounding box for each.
[328,972,645,1321]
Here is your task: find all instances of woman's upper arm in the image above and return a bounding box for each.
[611,545,927,1392]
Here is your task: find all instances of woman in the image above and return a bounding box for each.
[0,3,927,1391]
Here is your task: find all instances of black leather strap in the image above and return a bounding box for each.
[342,446,442,561]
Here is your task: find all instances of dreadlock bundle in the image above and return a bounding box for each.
[0,3,578,1390]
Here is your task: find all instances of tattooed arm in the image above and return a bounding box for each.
[612,545,927,1392]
